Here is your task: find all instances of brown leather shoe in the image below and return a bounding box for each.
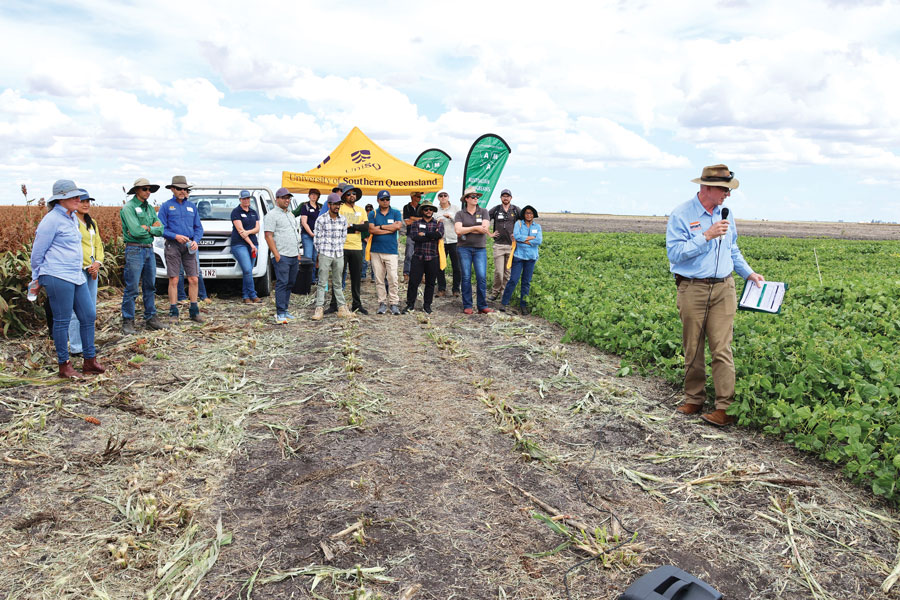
[58,360,83,380]
[701,409,736,427]
[676,402,704,415]
[82,357,106,375]
[251,297,263,303]
[243,298,254,304]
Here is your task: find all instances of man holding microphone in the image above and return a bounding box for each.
[666,165,764,427]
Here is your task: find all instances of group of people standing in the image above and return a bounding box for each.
[29,176,543,379]
[264,184,544,320]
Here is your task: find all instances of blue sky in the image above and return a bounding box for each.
[2,0,900,222]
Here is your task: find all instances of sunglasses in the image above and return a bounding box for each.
[378,197,391,201]
[140,187,151,192]
[465,194,478,199]
[173,187,189,192]
[422,207,435,211]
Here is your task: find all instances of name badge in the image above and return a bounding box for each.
[241,213,247,217]
[187,207,194,213]
[387,219,394,224]
[419,224,426,229]
[476,218,482,224]
[531,228,538,234]
[689,221,701,231]
[135,207,143,214]
[169,206,176,210]
[497,214,504,220]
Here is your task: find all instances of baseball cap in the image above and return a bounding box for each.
[377,190,391,200]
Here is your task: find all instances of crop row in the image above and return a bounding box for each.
[528,232,900,504]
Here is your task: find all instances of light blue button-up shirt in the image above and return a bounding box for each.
[512,220,543,261]
[30,204,87,285]
[666,194,753,280]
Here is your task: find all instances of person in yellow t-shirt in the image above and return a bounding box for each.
[327,183,369,314]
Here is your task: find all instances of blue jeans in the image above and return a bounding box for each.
[273,255,299,313]
[230,244,258,299]
[68,268,98,354]
[177,254,207,301]
[41,274,96,363]
[501,258,537,307]
[122,245,157,321]
[457,246,487,310]
[301,232,317,282]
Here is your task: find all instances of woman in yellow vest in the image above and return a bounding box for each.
[68,189,105,355]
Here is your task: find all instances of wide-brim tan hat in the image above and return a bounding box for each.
[165,175,193,190]
[460,186,483,202]
[127,177,160,195]
[692,164,739,190]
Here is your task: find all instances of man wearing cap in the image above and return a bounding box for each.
[436,191,461,297]
[120,177,168,334]
[666,164,765,427]
[312,193,352,320]
[402,200,444,314]
[367,190,403,315]
[329,183,369,314]
[265,188,302,323]
[455,187,493,315]
[159,175,204,323]
[402,191,424,283]
[488,189,520,301]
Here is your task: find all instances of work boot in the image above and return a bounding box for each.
[520,304,531,315]
[82,357,106,376]
[122,319,137,335]
[190,312,205,323]
[311,307,324,321]
[145,316,168,330]
[58,360,83,380]
[676,402,704,415]
[337,305,353,319]
[701,409,736,427]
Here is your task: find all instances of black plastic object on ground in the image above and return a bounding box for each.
[293,257,315,295]
[618,566,722,600]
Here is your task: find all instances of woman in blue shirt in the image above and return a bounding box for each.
[230,190,262,303]
[500,205,542,315]
[30,180,105,378]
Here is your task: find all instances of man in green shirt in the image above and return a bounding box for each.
[120,177,168,334]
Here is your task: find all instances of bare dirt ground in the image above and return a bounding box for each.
[541,213,900,239]
[1,267,898,599]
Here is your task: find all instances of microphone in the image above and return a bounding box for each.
[719,207,729,240]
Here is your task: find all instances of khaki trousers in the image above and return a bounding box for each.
[492,243,513,296]
[370,252,399,305]
[676,276,736,410]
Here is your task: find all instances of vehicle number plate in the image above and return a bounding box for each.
[201,268,217,278]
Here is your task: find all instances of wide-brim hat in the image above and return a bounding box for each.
[417,201,438,216]
[339,183,363,201]
[48,179,83,203]
[128,177,160,195]
[460,186,483,203]
[165,175,193,190]
[77,188,95,202]
[520,205,539,219]
[691,164,739,190]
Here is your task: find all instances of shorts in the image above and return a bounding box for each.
[165,239,199,278]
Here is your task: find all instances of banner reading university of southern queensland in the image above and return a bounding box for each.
[462,133,511,208]
[413,149,452,202]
